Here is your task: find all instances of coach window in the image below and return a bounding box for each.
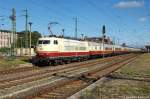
[54,40,58,45]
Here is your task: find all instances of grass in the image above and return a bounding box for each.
[80,53,150,99]
[81,80,150,99]
[0,56,31,70]
[116,53,150,77]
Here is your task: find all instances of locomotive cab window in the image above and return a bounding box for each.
[54,40,58,45]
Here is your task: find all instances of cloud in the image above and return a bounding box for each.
[114,1,144,9]
[139,17,147,22]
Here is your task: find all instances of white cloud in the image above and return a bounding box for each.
[114,1,144,9]
[139,17,147,22]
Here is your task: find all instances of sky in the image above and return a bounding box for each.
[0,0,150,47]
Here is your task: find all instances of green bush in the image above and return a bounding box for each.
[0,47,10,53]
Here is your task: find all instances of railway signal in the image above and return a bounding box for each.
[81,34,84,39]
[62,29,65,37]
[102,25,106,58]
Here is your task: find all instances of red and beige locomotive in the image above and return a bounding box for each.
[32,35,140,66]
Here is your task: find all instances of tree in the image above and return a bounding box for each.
[0,47,10,53]
[17,31,41,48]
[31,31,42,47]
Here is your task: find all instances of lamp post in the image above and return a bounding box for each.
[28,22,32,56]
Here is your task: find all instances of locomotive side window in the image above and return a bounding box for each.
[54,40,58,45]
[43,40,50,44]
[38,40,50,44]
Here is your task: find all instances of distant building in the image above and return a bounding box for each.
[0,30,17,48]
[85,37,113,44]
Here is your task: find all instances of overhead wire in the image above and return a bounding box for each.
[84,0,132,43]
[28,0,101,37]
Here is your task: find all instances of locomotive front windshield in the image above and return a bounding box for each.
[38,40,43,44]
[38,40,50,44]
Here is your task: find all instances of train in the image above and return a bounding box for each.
[32,35,141,66]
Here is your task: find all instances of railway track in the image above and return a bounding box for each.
[29,54,138,99]
[32,79,90,99]
[0,55,124,89]
[0,53,140,99]
[0,54,132,76]
[0,66,38,75]
[0,54,131,89]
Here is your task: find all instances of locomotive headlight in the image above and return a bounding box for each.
[39,48,43,50]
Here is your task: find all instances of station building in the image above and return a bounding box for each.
[0,30,17,48]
